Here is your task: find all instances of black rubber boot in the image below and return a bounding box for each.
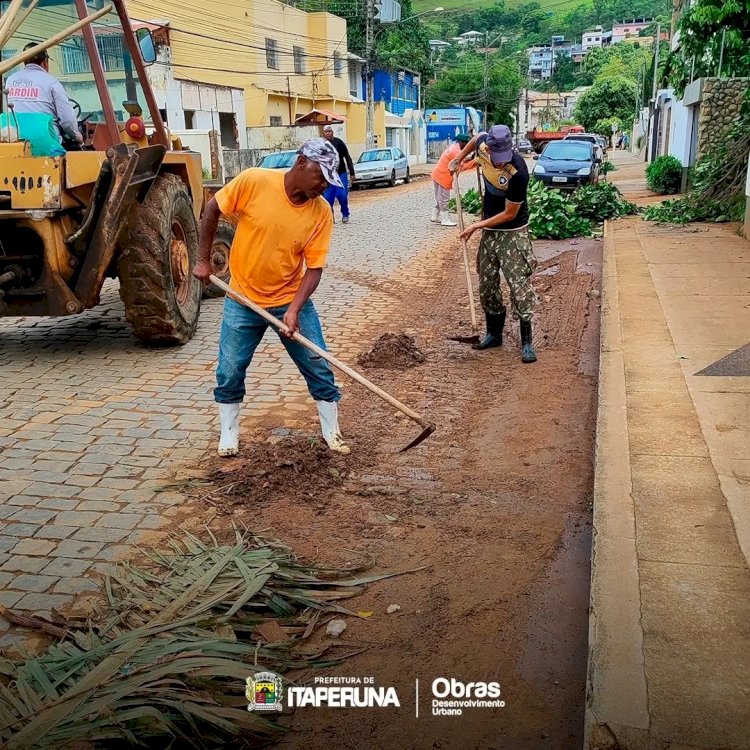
[520,319,537,363]
[473,309,506,350]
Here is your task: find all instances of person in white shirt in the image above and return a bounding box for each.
[6,43,82,144]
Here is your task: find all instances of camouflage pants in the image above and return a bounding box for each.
[477,227,537,322]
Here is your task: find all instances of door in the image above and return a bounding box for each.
[394,148,408,177]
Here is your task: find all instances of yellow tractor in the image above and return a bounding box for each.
[0,0,232,344]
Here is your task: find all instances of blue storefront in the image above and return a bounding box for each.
[367,68,421,115]
[425,107,482,144]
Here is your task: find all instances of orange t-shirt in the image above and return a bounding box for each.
[431,142,475,189]
[215,169,333,308]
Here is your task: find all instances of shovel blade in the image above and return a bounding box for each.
[400,424,436,452]
[448,334,481,344]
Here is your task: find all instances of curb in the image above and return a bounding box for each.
[584,220,650,749]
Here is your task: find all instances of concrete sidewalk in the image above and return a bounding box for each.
[586,154,750,749]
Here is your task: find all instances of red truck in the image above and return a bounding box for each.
[526,125,585,153]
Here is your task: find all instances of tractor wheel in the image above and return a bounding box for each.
[118,174,201,345]
[203,218,235,298]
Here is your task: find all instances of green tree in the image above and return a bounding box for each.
[426,53,523,126]
[667,0,750,96]
[574,75,637,130]
[592,116,621,139]
[582,44,650,85]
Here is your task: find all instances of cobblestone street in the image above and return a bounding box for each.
[0,176,453,632]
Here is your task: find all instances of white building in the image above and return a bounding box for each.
[582,26,604,51]
[527,42,573,81]
[458,30,484,47]
[144,25,247,151]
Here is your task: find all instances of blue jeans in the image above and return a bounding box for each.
[214,297,340,404]
[324,172,350,218]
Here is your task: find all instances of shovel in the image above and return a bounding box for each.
[448,173,481,345]
[209,275,436,452]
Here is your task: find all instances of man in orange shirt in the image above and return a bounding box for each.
[194,138,349,457]
[430,133,474,226]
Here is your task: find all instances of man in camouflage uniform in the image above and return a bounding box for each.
[450,124,537,363]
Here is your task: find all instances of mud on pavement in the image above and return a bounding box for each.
[188,234,602,749]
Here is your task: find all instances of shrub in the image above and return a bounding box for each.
[573,182,638,222]
[528,180,593,240]
[645,155,683,194]
[448,187,481,215]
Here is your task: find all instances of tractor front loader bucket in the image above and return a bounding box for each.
[74,143,166,309]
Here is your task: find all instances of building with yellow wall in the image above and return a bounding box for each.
[126,0,377,152]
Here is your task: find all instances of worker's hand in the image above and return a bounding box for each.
[448,158,461,174]
[459,222,482,242]
[192,259,213,284]
[74,131,84,144]
[282,307,299,339]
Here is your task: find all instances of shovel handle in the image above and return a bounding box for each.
[453,175,479,335]
[209,276,432,430]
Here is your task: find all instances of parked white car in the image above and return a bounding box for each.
[352,147,410,188]
[257,150,297,171]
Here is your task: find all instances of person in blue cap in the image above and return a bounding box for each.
[449,124,537,363]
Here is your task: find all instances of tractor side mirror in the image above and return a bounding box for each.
[136,28,157,66]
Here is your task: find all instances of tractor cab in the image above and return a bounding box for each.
[0,0,216,344]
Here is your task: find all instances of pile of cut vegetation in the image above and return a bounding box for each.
[0,531,406,749]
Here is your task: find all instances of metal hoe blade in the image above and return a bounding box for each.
[400,423,436,452]
[447,333,480,344]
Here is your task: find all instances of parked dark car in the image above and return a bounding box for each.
[563,132,604,161]
[531,140,601,190]
[515,138,534,154]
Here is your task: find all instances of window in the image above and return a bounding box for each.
[348,61,358,96]
[61,35,125,75]
[293,46,305,74]
[0,48,19,75]
[270,115,282,126]
[184,110,195,128]
[266,38,279,69]
[333,51,342,77]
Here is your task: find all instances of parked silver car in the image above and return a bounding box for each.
[352,147,410,188]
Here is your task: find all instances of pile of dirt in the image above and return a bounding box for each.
[357,332,426,369]
[187,433,375,513]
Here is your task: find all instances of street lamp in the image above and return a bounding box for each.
[365,6,444,149]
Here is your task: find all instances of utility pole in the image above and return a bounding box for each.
[484,30,490,126]
[286,76,293,125]
[365,0,375,149]
[651,22,660,101]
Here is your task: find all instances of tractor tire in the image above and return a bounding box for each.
[118,174,201,346]
[203,218,235,298]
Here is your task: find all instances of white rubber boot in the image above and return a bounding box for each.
[430,206,440,223]
[316,400,350,454]
[217,402,240,457]
[440,211,457,227]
